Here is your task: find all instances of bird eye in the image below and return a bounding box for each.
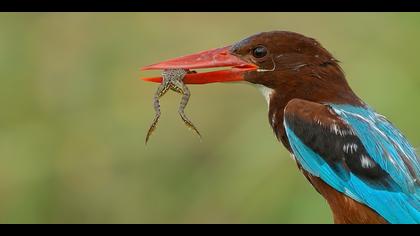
[252,46,268,58]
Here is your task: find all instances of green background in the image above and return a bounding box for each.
[1,13,419,223]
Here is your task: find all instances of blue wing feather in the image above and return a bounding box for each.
[284,104,420,224]
[331,105,420,194]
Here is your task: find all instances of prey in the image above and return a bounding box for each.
[145,68,201,143]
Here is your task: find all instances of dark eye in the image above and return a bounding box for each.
[252,46,267,58]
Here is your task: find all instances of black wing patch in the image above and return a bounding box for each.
[285,109,401,192]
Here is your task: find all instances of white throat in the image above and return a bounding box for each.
[255,84,275,107]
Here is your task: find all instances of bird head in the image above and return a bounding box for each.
[142,31,359,105]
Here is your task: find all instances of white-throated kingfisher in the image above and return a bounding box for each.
[141,31,420,224]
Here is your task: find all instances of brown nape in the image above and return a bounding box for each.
[266,61,364,151]
[241,32,365,107]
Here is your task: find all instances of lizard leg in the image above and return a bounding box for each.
[176,83,202,139]
[169,80,184,94]
[145,84,169,143]
[158,83,170,98]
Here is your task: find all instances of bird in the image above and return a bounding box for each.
[141,31,420,224]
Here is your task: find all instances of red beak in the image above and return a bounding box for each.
[141,46,257,84]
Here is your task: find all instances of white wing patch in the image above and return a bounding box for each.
[343,143,358,154]
[360,155,375,168]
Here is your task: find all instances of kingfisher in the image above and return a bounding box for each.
[141,31,420,224]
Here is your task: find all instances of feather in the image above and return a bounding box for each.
[284,101,420,223]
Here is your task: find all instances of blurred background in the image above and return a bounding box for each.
[0,13,419,223]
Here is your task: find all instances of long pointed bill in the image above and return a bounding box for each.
[141,46,257,84]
